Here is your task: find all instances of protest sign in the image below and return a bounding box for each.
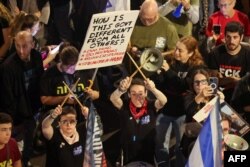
[193,100,250,136]
[76,10,139,70]
[220,102,250,136]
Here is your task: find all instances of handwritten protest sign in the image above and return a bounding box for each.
[76,10,139,70]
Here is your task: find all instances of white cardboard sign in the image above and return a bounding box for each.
[193,97,218,123]
[76,10,139,70]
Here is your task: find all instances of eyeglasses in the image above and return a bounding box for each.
[194,79,208,86]
[60,120,77,125]
[218,0,234,9]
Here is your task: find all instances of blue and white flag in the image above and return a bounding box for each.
[186,97,223,167]
[105,0,130,12]
[83,103,106,167]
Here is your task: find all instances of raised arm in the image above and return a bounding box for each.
[110,76,131,110]
[42,105,62,140]
[158,0,175,16]
[158,0,199,24]
[144,78,167,110]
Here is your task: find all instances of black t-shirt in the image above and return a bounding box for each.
[208,45,250,78]
[49,0,70,7]
[208,44,250,102]
[40,65,98,121]
[151,61,200,117]
[45,123,86,167]
[119,99,157,165]
[184,91,206,123]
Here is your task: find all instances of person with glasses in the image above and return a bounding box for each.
[41,105,88,167]
[181,68,224,158]
[184,68,224,123]
[110,77,167,166]
[205,0,250,51]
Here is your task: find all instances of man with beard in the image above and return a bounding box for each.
[207,21,250,103]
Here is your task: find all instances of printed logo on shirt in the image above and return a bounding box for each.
[60,142,65,148]
[0,159,13,167]
[56,83,85,95]
[178,71,188,79]
[155,37,166,49]
[219,65,241,78]
[141,115,150,125]
[73,145,83,156]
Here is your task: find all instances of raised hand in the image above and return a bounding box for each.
[119,77,131,92]
[50,105,62,119]
[144,78,156,91]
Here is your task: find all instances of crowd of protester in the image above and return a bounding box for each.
[0,0,250,167]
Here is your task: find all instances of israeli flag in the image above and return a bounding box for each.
[186,97,223,167]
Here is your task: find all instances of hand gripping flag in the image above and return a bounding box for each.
[186,97,223,167]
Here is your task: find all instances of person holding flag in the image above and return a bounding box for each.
[182,68,225,158]
[185,96,223,167]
